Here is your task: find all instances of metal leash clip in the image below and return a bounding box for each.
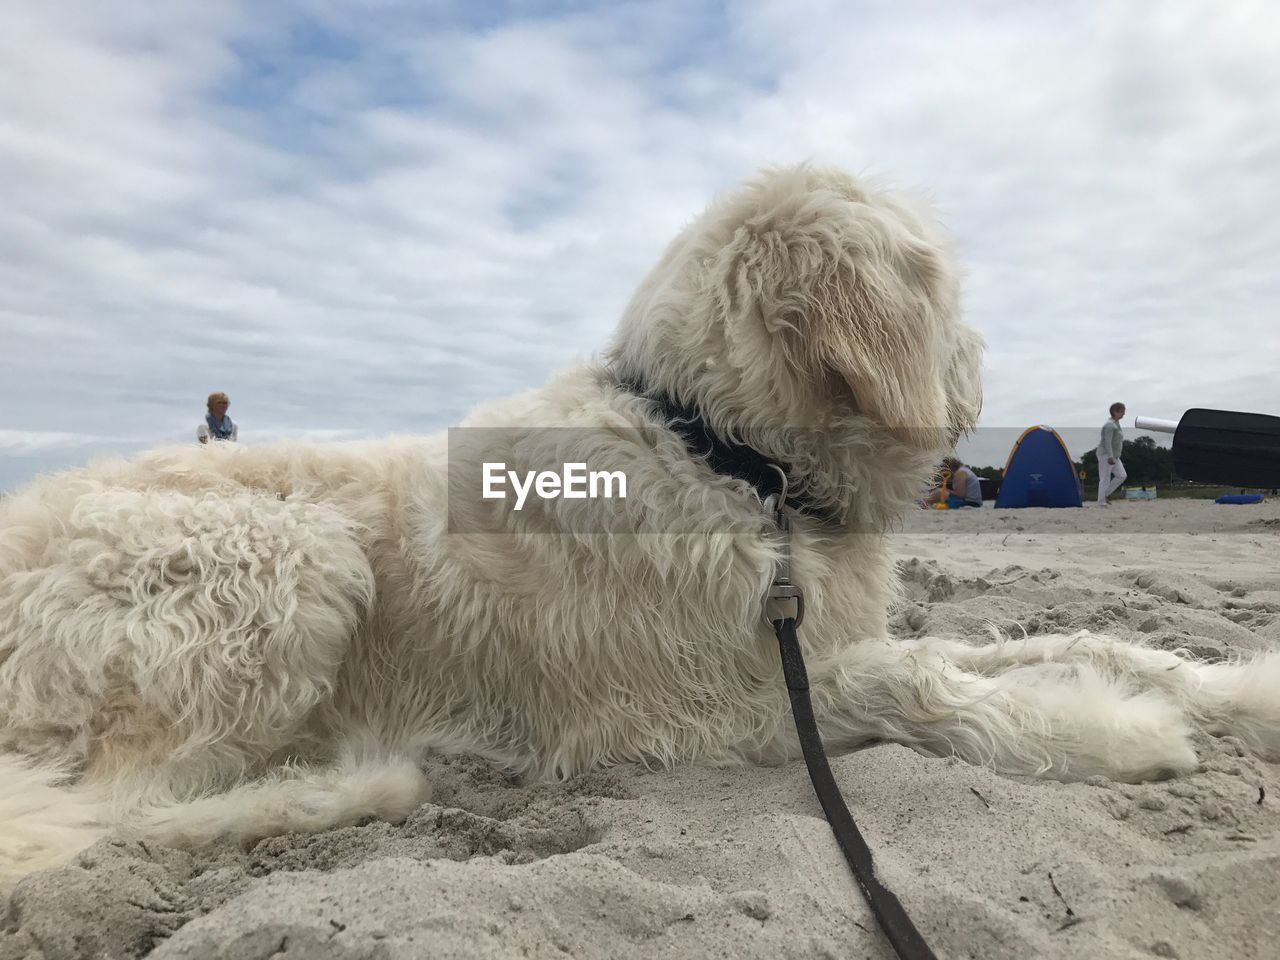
[761,468,804,627]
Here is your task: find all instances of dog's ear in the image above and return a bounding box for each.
[731,173,959,444]
[802,237,953,444]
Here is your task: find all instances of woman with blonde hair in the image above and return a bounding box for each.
[925,456,984,507]
[197,391,238,444]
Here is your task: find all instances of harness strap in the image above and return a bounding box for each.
[771,615,939,960]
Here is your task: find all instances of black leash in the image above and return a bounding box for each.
[763,506,938,960]
[770,615,939,960]
[620,370,938,958]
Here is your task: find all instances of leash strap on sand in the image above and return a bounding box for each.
[771,615,939,960]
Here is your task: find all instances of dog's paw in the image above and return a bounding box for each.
[1199,652,1280,761]
[997,663,1199,784]
[1070,690,1198,784]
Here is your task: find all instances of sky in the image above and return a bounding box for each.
[2,0,1278,488]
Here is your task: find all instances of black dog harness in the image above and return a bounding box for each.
[625,378,938,960]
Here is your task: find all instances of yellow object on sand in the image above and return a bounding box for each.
[935,468,952,508]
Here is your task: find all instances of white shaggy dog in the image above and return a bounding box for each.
[1,165,1277,892]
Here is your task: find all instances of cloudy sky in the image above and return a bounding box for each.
[2,0,1277,488]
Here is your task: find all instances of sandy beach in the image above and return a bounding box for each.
[3,498,1278,960]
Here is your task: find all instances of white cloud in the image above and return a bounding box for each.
[0,430,103,453]
[2,0,1278,489]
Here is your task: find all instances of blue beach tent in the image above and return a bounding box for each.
[994,426,1083,509]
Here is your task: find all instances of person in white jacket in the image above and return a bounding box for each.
[1096,402,1126,504]
[197,392,239,444]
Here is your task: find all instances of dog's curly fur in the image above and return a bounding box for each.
[2,165,1278,890]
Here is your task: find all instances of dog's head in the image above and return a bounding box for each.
[609,164,983,457]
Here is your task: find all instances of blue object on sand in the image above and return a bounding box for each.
[994,426,1083,508]
[1215,494,1264,505]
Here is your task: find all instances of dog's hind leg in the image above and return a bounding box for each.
[131,746,431,850]
[933,632,1280,762]
[796,636,1199,783]
[9,490,373,790]
[0,488,379,886]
